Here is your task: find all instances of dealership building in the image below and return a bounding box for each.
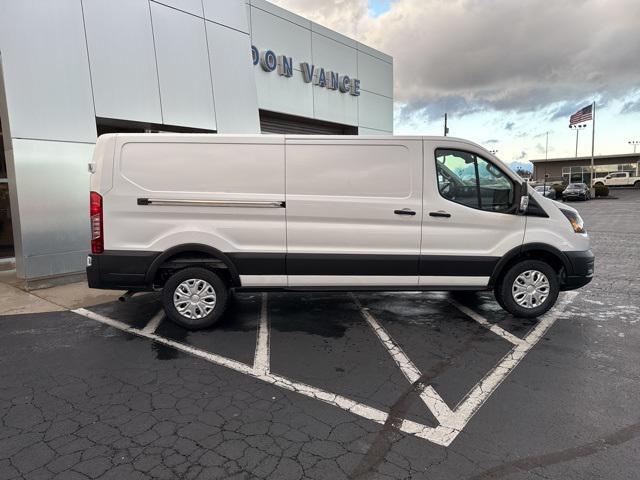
[0,0,394,284]
[530,153,640,184]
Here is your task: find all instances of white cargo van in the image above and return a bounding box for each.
[87,134,593,329]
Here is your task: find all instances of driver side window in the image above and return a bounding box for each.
[435,149,514,213]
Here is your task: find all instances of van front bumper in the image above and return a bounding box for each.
[562,249,595,290]
[86,251,159,290]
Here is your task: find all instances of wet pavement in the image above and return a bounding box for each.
[1,190,639,479]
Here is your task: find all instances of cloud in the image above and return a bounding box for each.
[621,97,640,114]
[504,122,515,131]
[485,139,499,144]
[271,0,640,120]
[270,0,368,38]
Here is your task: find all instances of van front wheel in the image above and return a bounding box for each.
[162,267,228,330]
[496,260,559,318]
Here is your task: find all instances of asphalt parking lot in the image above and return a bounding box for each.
[1,190,639,479]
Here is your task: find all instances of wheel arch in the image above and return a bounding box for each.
[488,243,571,288]
[145,243,241,287]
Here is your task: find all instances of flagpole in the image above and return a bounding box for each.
[590,101,596,193]
[543,131,548,191]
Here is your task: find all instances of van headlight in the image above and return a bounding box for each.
[560,209,586,234]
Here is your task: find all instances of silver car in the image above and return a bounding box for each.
[534,185,556,199]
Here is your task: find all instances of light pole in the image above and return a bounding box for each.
[489,149,498,155]
[569,124,587,158]
[629,140,640,153]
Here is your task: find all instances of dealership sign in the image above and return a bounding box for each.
[251,46,361,96]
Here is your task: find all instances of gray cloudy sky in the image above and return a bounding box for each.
[270,0,640,162]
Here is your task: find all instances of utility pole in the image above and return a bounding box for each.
[629,140,640,153]
[569,123,587,158]
[443,113,449,137]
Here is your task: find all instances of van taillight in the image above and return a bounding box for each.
[90,191,104,254]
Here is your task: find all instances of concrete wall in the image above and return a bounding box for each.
[0,0,393,280]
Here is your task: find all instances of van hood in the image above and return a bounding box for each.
[551,199,578,214]
[528,186,578,214]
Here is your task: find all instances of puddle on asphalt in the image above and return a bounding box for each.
[449,291,541,338]
[153,293,261,365]
[90,292,162,329]
[268,293,362,338]
[152,321,188,361]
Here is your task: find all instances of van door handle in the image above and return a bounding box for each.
[429,211,451,218]
[394,209,416,216]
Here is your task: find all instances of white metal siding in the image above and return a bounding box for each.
[83,0,162,123]
[151,3,216,130]
[206,21,260,133]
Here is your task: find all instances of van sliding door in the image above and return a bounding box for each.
[284,138,423,287]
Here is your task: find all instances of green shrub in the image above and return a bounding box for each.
[552,183,566,195]
[595,185,609,197]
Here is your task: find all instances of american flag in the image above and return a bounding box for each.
[569,104,593,125]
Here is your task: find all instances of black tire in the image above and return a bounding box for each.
[162,267,228,330]
[594,182,604,188]
[496,260,559,318]
[634,181,640,189]
[493,284,508,311]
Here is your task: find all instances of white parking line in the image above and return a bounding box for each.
[141,309,164,334]
[260,372,389,425]
[351,294,454,424]
[253,293,270,375]
[352,291,578,446]
[72,290,577,447]
[449,299,524,346]
[72,305,391,431]
[74,307,255,375]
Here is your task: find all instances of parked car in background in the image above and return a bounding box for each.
[592,172,640,188]
[563,183,591,201]
[534,185,556,199]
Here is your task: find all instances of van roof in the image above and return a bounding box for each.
[98,133,484,149]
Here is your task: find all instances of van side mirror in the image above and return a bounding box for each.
[517,182,529,215]
[519,195,529,214]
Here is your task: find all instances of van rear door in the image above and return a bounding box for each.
[420,141,526,287]
[285,137,423,287]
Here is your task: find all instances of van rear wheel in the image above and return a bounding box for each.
[496,260,559,318]
[162,267,228,330]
